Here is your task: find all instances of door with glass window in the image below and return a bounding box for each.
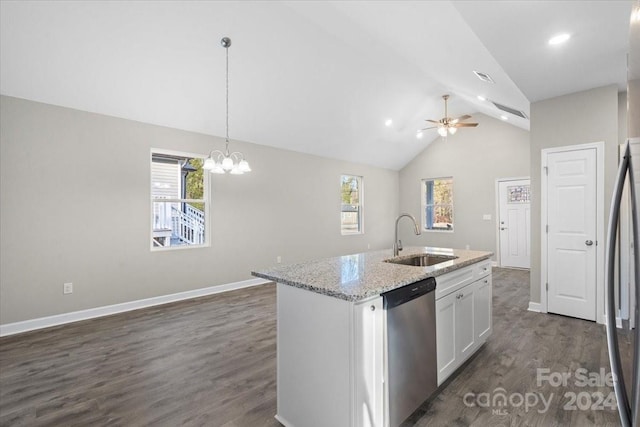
[498,179,531,269]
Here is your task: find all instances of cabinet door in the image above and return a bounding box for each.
[435,291,457,385]
[353,297,384,427]
[456,286,476,361]
[475,275,492,342]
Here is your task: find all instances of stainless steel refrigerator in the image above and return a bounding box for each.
[605,5,640,426]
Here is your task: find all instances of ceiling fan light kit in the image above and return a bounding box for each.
[422,94,479,140]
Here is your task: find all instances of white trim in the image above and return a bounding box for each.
[528,302,542,312]
[600,314,624,329]
[274,414,294,427]
[420,176,455,232]
[0,278,269,337]
[540,141,605,323]
[495,176,531,267]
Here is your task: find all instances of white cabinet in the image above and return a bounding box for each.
[435,289,458,382]
[276,283,385,427]
[475,275,492,342]
[353,297,384,427]
[457,285,477,360]
[435,260,492,385]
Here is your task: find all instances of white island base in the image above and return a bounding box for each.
[276,283,384,427]
[274,257,492,427]
[252,247,492,427]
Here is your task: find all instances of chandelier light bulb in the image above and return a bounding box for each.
[222,156,234,171]
[203,157,215,170]
[438,127,448,137]
[448,127,457,135]
[239,159,251,172]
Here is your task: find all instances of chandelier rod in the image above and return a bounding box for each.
[224,37,230,155]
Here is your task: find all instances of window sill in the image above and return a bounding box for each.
[151,243,211,252]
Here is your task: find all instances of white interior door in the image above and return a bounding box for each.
[546,148,597,321]
[498,179,531,268]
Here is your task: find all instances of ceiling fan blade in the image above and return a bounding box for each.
[424,119,440,124]
[452,122,479,127]
[451,115,472,124]
[421,126,438,130]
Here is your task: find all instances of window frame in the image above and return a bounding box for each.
[340,174,364,236]
[421,177,454,233]
[150,148,211,251]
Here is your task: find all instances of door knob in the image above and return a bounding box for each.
[585,240,593,246]
[500,227,508,230]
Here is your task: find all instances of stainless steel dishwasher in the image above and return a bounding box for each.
[383,277,437,427]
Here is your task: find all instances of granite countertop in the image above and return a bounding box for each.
[251,247,493,302]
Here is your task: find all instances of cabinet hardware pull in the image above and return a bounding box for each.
[370,305,375,311]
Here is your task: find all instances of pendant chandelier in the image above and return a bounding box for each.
[203,37,251,175]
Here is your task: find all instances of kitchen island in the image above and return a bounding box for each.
[252,247,493,427]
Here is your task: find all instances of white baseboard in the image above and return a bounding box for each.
[274,414,293,427]
[0,278,270,337]
[601,315,623,328]
[528,302,542,312]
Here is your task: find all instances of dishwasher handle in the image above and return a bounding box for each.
[382,277,436,310]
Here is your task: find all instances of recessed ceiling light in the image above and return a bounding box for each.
[473,70,495,84]
[500,115,509,121]
[548,33,571,45]
[416,131,424,139]
[385,119,393,127]
[477,95,486,101]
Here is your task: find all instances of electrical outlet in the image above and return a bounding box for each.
[367,243,371,249]
[277,256,282,264]
[465,244,470,250]
[483,214,492,220]
[63,282,73,295]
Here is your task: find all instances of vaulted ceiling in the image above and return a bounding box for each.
[0,1,633,170]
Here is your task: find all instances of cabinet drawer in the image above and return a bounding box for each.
[435,264,475,300]
[474,260,492,280]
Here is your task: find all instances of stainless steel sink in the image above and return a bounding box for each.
[385,254,458,267]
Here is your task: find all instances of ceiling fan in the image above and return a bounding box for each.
[422,94,478,137]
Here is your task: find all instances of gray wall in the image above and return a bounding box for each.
[0,96,399,324]
[398,113,530,256]
[529,85,619,304]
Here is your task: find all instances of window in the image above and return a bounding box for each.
[507,185,530,203]
[422,177,453,231]
[151,150,209,249]
[341,175,363,234]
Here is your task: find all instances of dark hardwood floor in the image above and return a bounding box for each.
[0,285,280,427]
[0,268,632,426]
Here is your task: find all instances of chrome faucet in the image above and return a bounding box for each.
[393,213,421,257]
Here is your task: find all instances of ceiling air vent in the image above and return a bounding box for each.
[473,70,495,83]
[491,101,529,120]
